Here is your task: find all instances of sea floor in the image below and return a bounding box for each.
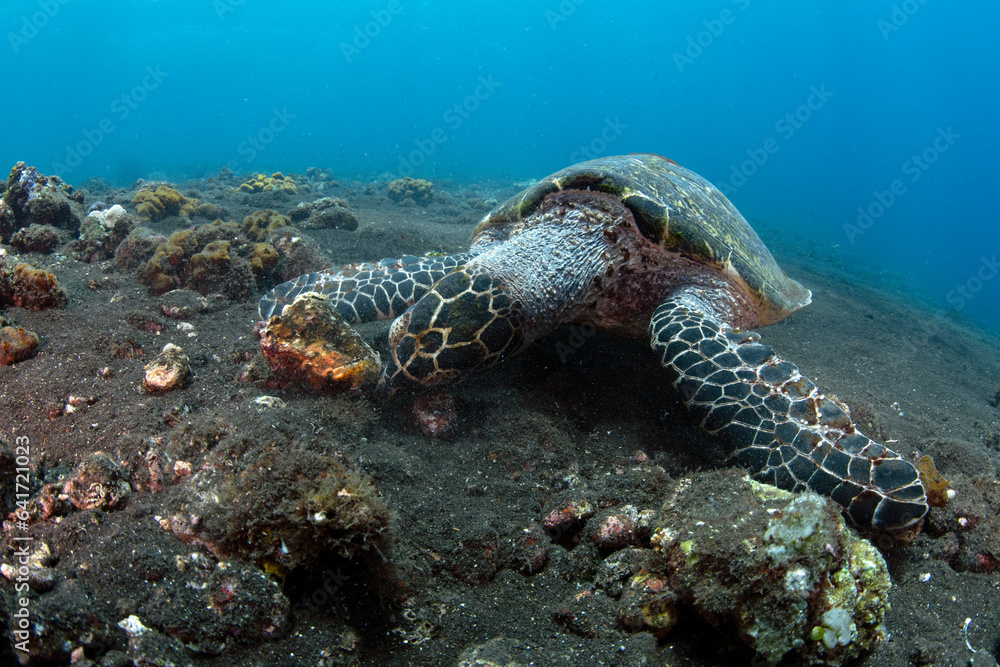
[1,170,999,666]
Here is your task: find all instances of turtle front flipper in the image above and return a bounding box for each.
[649,287,928,529]
[258,253,474,322]
[384,265,527,385]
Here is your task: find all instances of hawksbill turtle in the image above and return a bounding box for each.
[259,154,929,529]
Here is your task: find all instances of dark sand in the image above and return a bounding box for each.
[1,172,998,666]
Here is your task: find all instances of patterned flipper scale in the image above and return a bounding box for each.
[649,288,929,529]
[258,253,474,322]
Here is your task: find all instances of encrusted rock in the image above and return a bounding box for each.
[288,197,359,231]
[0,324,40,365]
[71,203,135,262]
[63,451,132,511]
[136,554,289,655]
[413,390,457,438]
[162,444,392,572]
[634,469,891,666]
[5,262,67,310]
[143,343,192,393]
[11,224,61,253]
[589,505,640,552]
[259,291,381,391]
[542,498,595,540]
[1,162,85,242]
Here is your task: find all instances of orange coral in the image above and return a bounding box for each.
[0,325,40,365]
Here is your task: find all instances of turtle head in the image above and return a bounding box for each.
[382,266,525,386]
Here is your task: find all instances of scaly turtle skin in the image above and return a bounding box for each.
[260,154,929,529]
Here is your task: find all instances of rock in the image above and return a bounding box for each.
[11,579,110,664]
[542,499,595,541]
[1,162,85,242]
[71,203,135,263]
[259,291,382,391]
[0,324,40,365]
[64,451,132,511]
[137,555,289,655]
[412,390,457,438]
[11,224,61,254]
[632,469,892,666]
[162,443,392,572]
[143,343,192,393]
[159,289,214,319]
[4,262,67,310]
[114,226,166,271]
[288,197,359,231]
[589,506,639,552]
[79,204,128,242]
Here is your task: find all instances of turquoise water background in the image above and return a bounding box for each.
[3,0,998,332]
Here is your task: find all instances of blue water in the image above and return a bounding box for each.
[3,0,999,332]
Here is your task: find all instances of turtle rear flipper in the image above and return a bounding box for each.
[258,252,474,322]
[649,286,928,529]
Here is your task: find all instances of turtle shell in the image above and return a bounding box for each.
[473,154,811,325]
